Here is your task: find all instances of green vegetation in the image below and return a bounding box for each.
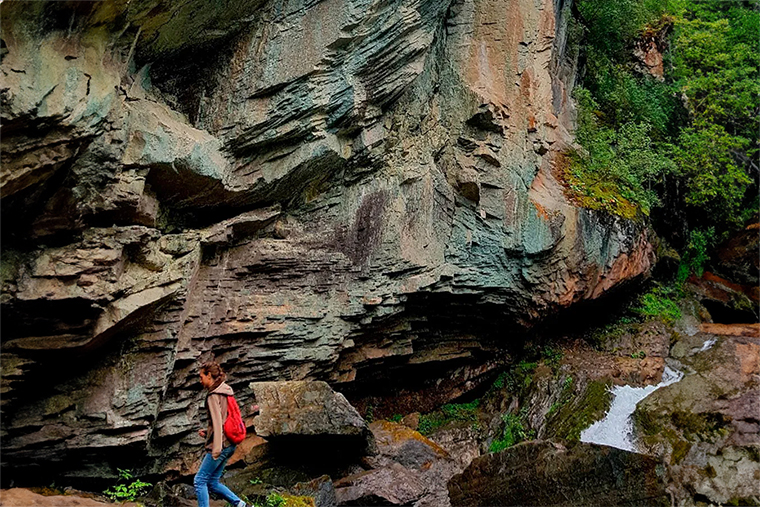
[418,399,480,436]
[489,412,535,453]
[263,492,286,507]
[676,228,713,282]
[541,346,563,370]
[547,375,576,418]
[497,360,538,394]
[669,1,759,227]
[363,404,375,423]
[389,413,403,423]
[103,468,152,503]
[242,491,292,507]
[565,90,674,218]
[569,0,758,249]
[632,283,682,323]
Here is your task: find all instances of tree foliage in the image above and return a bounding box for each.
[569,0,759,241]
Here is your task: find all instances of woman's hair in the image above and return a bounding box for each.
[200,361,226,381]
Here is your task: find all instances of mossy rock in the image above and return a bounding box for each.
[545,380,613,442]
[282,493,316,507]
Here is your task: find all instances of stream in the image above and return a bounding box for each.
[580,365,684,452]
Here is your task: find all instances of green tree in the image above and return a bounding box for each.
[673,122,751,225]
[570,0,758,236]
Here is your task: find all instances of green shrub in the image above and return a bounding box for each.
[676,227,714,282]
[265,492,286,507]
[633,284,682,323]
[418,400,480,436]
[507,361,538,392]
[565,89,676,218]
[489,413,534,453]
[541,346,563,368]
[103,468,152,503]
[491,371,509,390]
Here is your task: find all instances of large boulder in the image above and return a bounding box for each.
[335,464,427,506]
[334,421,471,507]
[447,441,669,507]
[635,331,760,506]
[251,381,376,456]
[713,222,760,287]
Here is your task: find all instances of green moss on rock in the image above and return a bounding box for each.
[546,380,613,442]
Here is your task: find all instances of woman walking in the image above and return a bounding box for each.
[195,361,249,507]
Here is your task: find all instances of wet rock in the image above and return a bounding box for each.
[447,441,669,507]
[635,332,760,506]
[251,381,376,455]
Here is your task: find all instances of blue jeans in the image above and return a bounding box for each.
[194,445,241,507]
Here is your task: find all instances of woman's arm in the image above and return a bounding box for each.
[207,395,225,459]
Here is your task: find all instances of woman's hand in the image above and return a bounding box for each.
[198,429,207,438]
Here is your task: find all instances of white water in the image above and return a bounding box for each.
[580,366,684,452]
[699,337,717,352]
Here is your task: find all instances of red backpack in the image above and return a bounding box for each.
[223,396,247,444]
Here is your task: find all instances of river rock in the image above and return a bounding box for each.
[291,475,338,507]
[447,441,669,507]
[335,464,427,506]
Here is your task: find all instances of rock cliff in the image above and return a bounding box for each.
[1,0,654,483]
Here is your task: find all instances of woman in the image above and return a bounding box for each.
[195,361,249,507]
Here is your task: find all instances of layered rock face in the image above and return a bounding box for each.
[1,0,654,483]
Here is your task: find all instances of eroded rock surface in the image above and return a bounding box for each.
[2,0,655,484]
